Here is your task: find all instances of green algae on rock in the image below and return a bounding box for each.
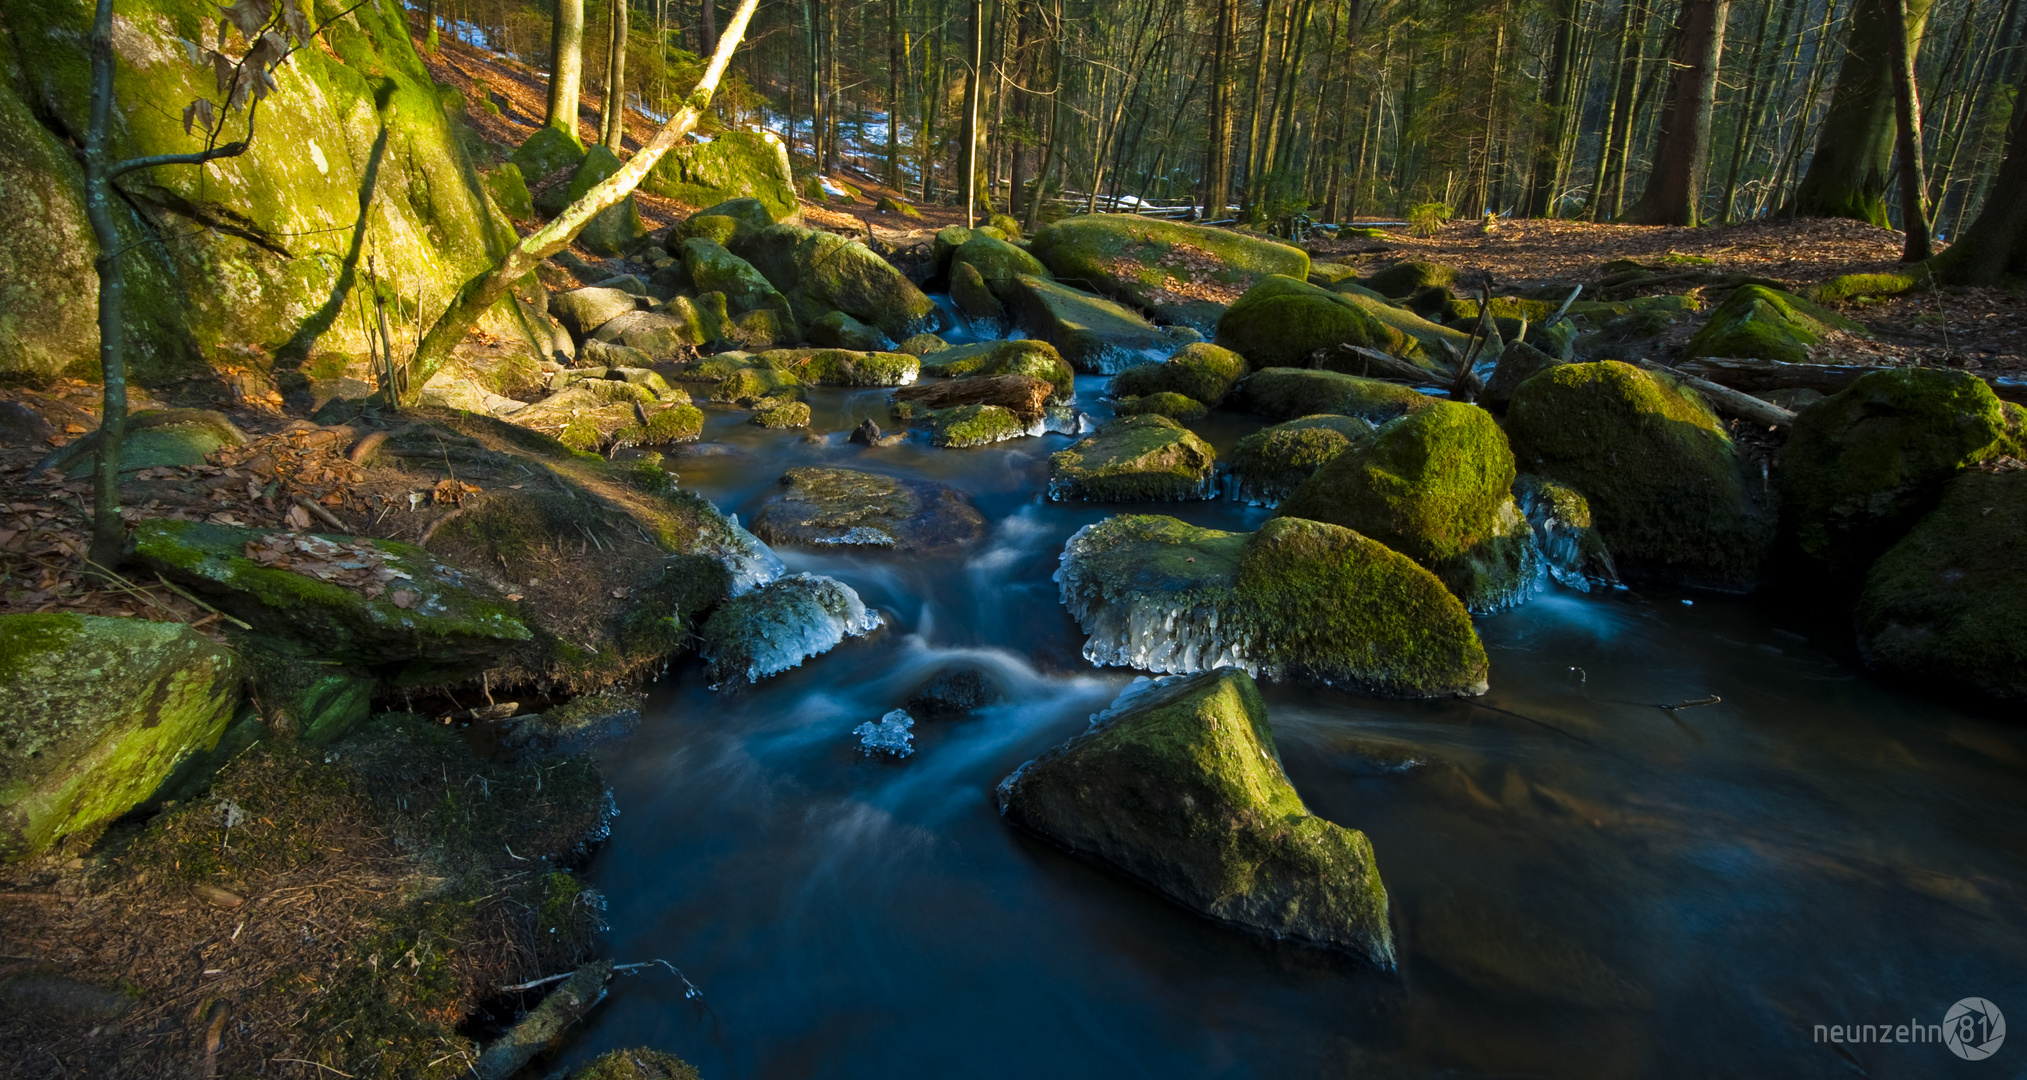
[505,377,704,452]
[1856,468,2027,702]
[1110,342,1249,407]
[1280,401,1536,612]
[750,399,812,428]
[680,238,796,325]
[1778,367,2018,582]
[1056,514,1489,696]
[1225,414,1376,507]
[1049,415,1217,501]
[0,614,241,861]
[1025,215,1310,309]
[889,401,1035,447]
[749,467,986,552]
[918,339,1076,401]
[1683,284,1866,365]
[1005,275,1181,373]
[952,231,1050,289]
[1231,367,1437,424]
[752,348,920,386]
[995,668,1395,965]
[40,408,246,477]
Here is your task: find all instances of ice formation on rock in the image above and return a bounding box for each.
[853,709,916,757]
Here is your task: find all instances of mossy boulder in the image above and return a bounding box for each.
[919,339,1075,401]
[549,287,642,339]
[752,348,919,386]
[932,225,976,278]
[567,1048,702,1080]
[892,373,1055,426]
[1280,402,1534,612]
[1683,284,1865,364]
[699,573,881,686]
[950,261,1008,328]
[588,308,715,359]
[806,310,894,351]
[749,467,986,552]
[1505,361,1769,590]
[1114,391,1209,420]
[1231,368,1436,424]
[732,224,937,339]
[673,354,805,404]
[1056,515,1489,696]
[1026,215,1309,309]
[1565,294,1702,342]
[1226,415,1375,507]
[1049,415,1216,502]
[506,377,704,451]
[953,232,1049,289]
[1481,339,1565,413]
[995,668,1394,965]
[680,197,784,246]
[1514,474,1620,592]
[133,520,532,682]
[898,332,950,356]
[1110,343,1248,407]
[891,402,1032,448]
[1216,276,1441,372]
[875,195,923,219]
[1006,275,1180,373]
[1321,288,1480,367]
[641,131,799,220]
[680,238,795,328]
[481,163,535,221]
[1364,261,1458,298]
[511,125,587,185]
[0,614,241,860]
[1856,469,2027,702]
[749,399,811,428]
[40,408,246,477]
[1778,368,2018,581]
[1814,271,1923,304]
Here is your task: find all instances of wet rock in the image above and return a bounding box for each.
[1856,467,2027,702]
[1514,474,1621,592]
[1056,514,1488,696]
[0,400,55,445]
[849,418,886,445]
[918,339,1075,401]
[806,309,894,351]
[1683,284,1865,365]
[550,287,645,339]
[1281,401,1537,613]
[731,223,937,339]
[749,348,919,387]
[950,260,1008,329]
[1151,300,1229,334]
[750,400,811,428]
[1113,391,1208,420]
[1224,414,1375,507]
[1006,275,1178,374]
[1505,361,1769,591]
[1048,415,1216,502]
[905,666,1004,718]
[672,354,805,405]
[1109,342,1248,408]
[893,374,1054,426]
[875,195,923,219]
[38,408,247,477]
[699,573,881,687]
[0,614,241,860]
[1215,275,1454,371]
[996,669,1395,965]
[897,332,950,356]
[887,402,1031,448]
[749,467,985,552]
[1231,368,1436,424]
[854,710,916,757]
[1026,215,1309,309]
[952,232,1049,291]
[495,688,644,761]
[1481,339,1565,413]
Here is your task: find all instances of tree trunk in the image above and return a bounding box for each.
[83,0,128,566]
[600,0,629,151]
[701,0,716,54]
[1524,0,1577,217]
[1592,0,1648,220]
[1720,0,1794,221]
[1241,0,1275,215]
[1204,0,1240,217]
[888,0,904,189]
[1621,0,1730,226]
[547,0,586,138]
[1932,61,2027,283]
[1889,0,1933,259]
[405,0,762,400]
[961,0,984,223]
[1790,0,1938,224]
[1024,0,1066,229]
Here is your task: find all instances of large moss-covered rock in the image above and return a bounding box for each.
[952,232,1049,288]
[698,573,881,686]
[1006,275,1180,374]
[1320,288,1481,368]
[1113,391,1209,420]
[543,147,647,254]
[133,520,532,682]
[680,238,795,330]
[670,353,805,404]
[1049,415,1216,501]
[1026,215,1310,309]
[889,402,1033,448]
[1216,276,1442,371]
[590,308,714,358]
[949,260,1008,328]
[1280,402,1535,612]
[567,1048,701,1080]
[1225,415,1374,507]
[511,125,586,185]
[40,408,246,476]
[749,468,985,552]
[1856,469,2027,702]
[505,378,703,451]
[0,614,240,860]
[751,348,919,386]
[1505,361,1769,590]
[1364,261,1458,298]
[1683,284,1864,364]
[1057,515,1489,696]
[641,131,798,220]
[1481,339,1565,412]
[1231,368,1436,424]
[995,668,1394,965]
[1778,368,2018,581]
[549,287,643,338]
[1109,343,1247,407]
[731,224,936,339]
[806,310,892,351]
[919,339,1075,401]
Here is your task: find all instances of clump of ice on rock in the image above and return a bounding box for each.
[701,573,882,688]
[1053,523,1261,679]
[853,709,916,758]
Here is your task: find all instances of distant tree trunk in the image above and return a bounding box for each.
[1204,0,1240,216]
[1790,0,1938,224]
[701,0,716,54]
[1593,0,1650,220]
[1241,0,1275,215]
[1931,60,2027,283]
[962,0,984,223]
[1524,0,1577,217]
[1621,0,1730,225]
[600,0,629,151]
[547,0,586,138]
[888,0,904,189]
[1025,0,1065,229]
[1720,0,1793,221]
[923,0,943,201]
[1889,0,1933,258]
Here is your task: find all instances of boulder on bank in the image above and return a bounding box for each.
[749,467,986,552]
[1048,415,1216,502]
[952,232,1049,290]
[1006,275,1180,374]
[1280,401,1536,613]
[1109,343,1248,407]
[1230,368,1436,424]
[1025,215,1310,309]
[681,238,797,327]
[1057,514,1489,696]
[1215,276,1418,371]
[641,131,799,220]
[918,339,1076,401]
[950,261,1008,328]
[806,309,894,351]
[699,573,881,687]
[1113,391,1209,420]
[1364,260,1458,299]
[1504,361,1769,590]
[732,223,937,340]
[751,348,919,386]
[995,668,1394,966]
[0,614,241,860]
[549,287,643,339]
[38,408,246,477]
[1682,284,1864,365]
[511,125,586,186]
[887,400,1031,447]
[1225,415,1375,507]
[505,377,703,452]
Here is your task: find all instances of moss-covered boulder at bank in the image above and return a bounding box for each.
[39,408,246,476]
[952,232,1050,289]
[1364,261,1458,298]
[751,348,919,386]
[699,573,881,687]
[888,402,1033,447]
[1110,343,1248,407]
[750,467,986,552]
[505,377,704,452]
[670,353,805,404]
[1683,284,1865,364]
[950,260,1008,328]
[1505,361,1769,590]
[1225,415,1375,507]
[1049,415,1216,501]
[1778,367,2018,582]
[1281,402,1535,612]
[919,339,1076,401]
[1216,276,1442,371]
[995,668,1394,965]
[1514,474,1621,592]
[540,147,647,254]
[1057,515,1489,696]
[511,125,586,185]
[680,238,796,328]
[1114,391,1209,420]
[1856,468,2027,702]
[641,131,799,220]
[1006,275,1181,373]
[1231,368,1436,424]
[806,310,893,351]
[567,1048,702,1080]
[731,224,937,339]
[549,287,643,339]
[1026,215,1310,309]
[0,614,241,860]
[1481,340,1566,413]
[133,520,531,683]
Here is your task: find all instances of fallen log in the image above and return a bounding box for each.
[890,374,1054,424]
[1636,360,1798,429]
[1679,357,2027,405]
[472,959,613,1080]
[1333,344,1450,385]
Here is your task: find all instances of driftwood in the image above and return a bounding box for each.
[1336,344,1446,385]
[1636,360,1797,428]
[472,959,613,1080]
[1678,356,2027,405]
[891,374,1053,424]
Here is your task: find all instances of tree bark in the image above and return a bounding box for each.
[1790,0,1938,224]
[1621,0,1730,226]
[1931,60,2027,284]
[1888,0,1932,259]
[83,0,128,566]
[1592,0,1649,220]
[1204,0,1239,217]
[1524,0,1577,217]
[405,0,762,400]
[701,0,716,54]
[888,0,904,188]
[600,0,629,151]
[547,0,586,137]
[961,0,984,223]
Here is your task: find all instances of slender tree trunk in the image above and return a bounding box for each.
[1932,58,2027,282]
[1791,0,1938,224]
[701,0,716,54]
[1622,0,1731,225]
[1025,0,1065,228]
[961,0,984,223]
[1204,0,1240,217]
[1764,0,1846,216]
[1595,0,1649,219]
[1525,0,1578,216]
[1721,0,1793,221]
[547,0,586,138]
[1889,0,1933,258]
[923,0,943,201]
[83,0,128,566]
[888,0,904,188]
[600,0,629,150]
[1241,0,1275,214]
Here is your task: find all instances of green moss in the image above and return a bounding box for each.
[1683,284,1867,364]
[1513,474,1620,591]
[806,309,892,350]
[1226,414,1375,506]
[899,332,950,355]
[921,403,1029,447]
[1216,275,1441,371]
[569,1049,703,1080]
[1445,295,1558,325]
[511,125,587,185]
[751,400,812,428]
[1026,215,1309,309]
[1004,274,1178,374]
[1307,262,1363,287]
[876,195,923,219]
[919,338,1076,401]
[1364,261,1458,298]
[1814,271,1924,304]
[954,233,1049,287]
[1232,367,1436,423]
[1049,415,1217,501]
[987,212,1022,239]
[731,223,936,339]
[756,348,919,386]
[1856,469,2027,701]
[480,163,534,221]
[680,238,795,327]
[1321,287,1477,365]
[1281,402,1533,611]
[1505,361,1769,590]
[995,668,1393,964]
[950,260,1008,325]
[1110,342,1248,406]
[1778,367,2015,580]
[237,637,375,748]
[641,131,798,219]
[1114,391,1209,420]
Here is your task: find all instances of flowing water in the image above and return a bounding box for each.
[557,331,2027,1078]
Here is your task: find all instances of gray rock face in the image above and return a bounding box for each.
[748,467,986,553]
[806,310,894,351]
[549,287,643,339]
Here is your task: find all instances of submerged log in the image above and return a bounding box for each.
[473,959,613,1080]
[1679,357,2027,405]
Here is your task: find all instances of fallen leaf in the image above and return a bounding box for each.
[390,589,419,609]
